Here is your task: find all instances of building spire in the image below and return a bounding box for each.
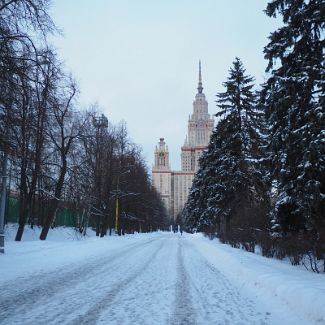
[197,60,203,94]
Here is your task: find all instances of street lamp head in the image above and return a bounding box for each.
[40,59,50,66]
[92,114,108,129]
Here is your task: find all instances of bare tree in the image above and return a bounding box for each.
[39,77,80,240]
[14,51,60,241]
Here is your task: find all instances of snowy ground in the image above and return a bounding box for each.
[0,225,324,325]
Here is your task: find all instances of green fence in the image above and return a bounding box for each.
[5,197,78,227]
[5,197,19,223]
[55,208,76,227]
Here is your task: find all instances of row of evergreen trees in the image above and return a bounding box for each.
[183,0,324,272]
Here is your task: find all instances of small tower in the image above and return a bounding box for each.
[152,138,172,218]
[154,138,170,170]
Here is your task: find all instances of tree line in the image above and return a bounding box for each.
[0,0,168,241]
[183,0,324,272]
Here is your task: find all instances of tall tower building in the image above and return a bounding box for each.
[152,62,214,220]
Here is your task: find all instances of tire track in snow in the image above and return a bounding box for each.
[181,238,270,325]
[171,238,197,325]
[69,240,164,325]
[94,235,178,325]
[0,236,163,323]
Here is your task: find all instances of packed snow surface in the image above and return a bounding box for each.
[0,226,324,324]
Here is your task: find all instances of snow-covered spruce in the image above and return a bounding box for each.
[262,0,325,270]
[184,58,270,252]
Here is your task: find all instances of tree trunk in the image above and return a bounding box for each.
[15,224,25,242]
[39,200,58,240]
[95,214,100,236]
[39,161,66,240]
[15,194,28,241]
[15,159,28,241]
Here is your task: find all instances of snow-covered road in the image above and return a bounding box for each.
[0,232,323,324]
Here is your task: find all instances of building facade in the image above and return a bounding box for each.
[152,62,214,220]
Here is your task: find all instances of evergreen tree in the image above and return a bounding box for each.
[184,143,218,234]
[184,58,269,250]
[263,0,325,254]
[183,167,207,233]
[216,58,265,161]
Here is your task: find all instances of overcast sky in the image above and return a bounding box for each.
[50,0,280,170]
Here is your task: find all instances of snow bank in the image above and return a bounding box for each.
[4,223,97,241]
[1,224,163,285]
[189,233,325,324]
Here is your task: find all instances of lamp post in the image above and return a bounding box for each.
[92,114,108,236]
[0,148,8,254]
[115,184,119,234]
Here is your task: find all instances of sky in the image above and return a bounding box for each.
[49,0,281,170]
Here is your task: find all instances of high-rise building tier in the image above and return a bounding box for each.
[152,62,214,220]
